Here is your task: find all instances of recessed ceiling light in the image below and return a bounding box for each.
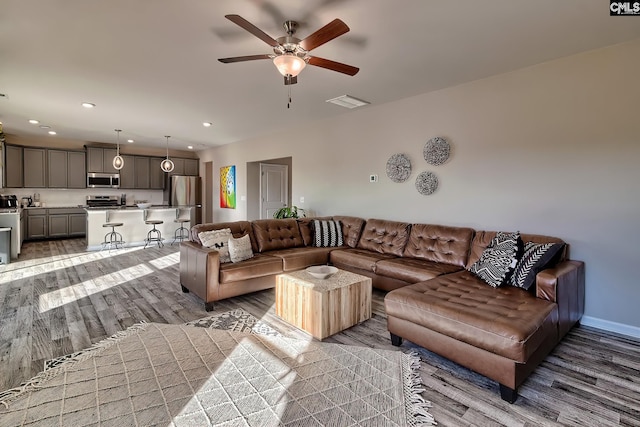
[29,119,40,124]
[127,139,134,143]
[81,102,96,108]
[48,130,57,135]
[326,95,370,109]
[203,122,212,127]
[187,145,193,150]
[39,125,50,129]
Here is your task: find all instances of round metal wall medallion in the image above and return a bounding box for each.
[386,153,412,183]
[423,136,450,165]
[415,171,439,195]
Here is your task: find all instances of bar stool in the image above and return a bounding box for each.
[144,220,164,248]
[171,208,191,245]
[101,222,124,251]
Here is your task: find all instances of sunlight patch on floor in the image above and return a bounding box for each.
[148,252,180,269]
[39,262,155,313]
[0,246,145,285]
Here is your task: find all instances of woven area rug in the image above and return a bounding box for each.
[43,309,280,371]
[0,322,435,426]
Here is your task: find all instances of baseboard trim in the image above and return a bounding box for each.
[580,316,640,340]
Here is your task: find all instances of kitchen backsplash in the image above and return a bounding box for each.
[1,188,165,207]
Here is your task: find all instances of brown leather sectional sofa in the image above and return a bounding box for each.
[179,216,584,402]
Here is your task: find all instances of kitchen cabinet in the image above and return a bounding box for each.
[69,213,86,236]
[185,158,199,176]
[87,147,118,173]
[4,144,23,188]
[48,213,69,237]
[169,158,199,176]
[134,156,150,189]
[150,157,166,189]
[67,151,86,188]
[23,148,47,188]
[26,209,48,239]
[26,208,86,240]
[119,155,136,189]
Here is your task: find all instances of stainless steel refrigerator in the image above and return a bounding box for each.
[167,175,202,225]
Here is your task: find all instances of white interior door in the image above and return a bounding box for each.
[260,164,288,219]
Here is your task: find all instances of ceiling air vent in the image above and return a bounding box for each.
[326,95,370,109]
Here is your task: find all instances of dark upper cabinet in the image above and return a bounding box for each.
[170,158,185,176]
[149,158,165,189]
[67,151,86,188]
[134,156,150,189]
[119,155,136,189]
[48,150,86,188]
[4,144,23,188]
[87,147,118,173]
[184,158,199,176]
[23,148,47,188]
[47,150,68,188]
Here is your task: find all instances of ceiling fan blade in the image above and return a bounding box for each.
[299,19,349,51]
[225,14,279,47]
[218,54,271,63]
[308,56,359,76]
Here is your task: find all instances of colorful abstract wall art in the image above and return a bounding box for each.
[220,165,236,209]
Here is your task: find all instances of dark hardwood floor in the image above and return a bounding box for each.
[1,238,639,426]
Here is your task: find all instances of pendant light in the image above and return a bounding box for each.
[112,129,124,170]
[160,135,174,172]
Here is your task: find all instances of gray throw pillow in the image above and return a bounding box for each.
[228,234,254,263]
[198,228,232,263]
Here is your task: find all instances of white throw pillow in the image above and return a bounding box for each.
[228,234,254,263]
[198,228,232,263]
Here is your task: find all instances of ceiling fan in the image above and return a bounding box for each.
[218,14,359,86]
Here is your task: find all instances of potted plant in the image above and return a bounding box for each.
[273,205,306,219]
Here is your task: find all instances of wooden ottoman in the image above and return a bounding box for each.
[275,269,372,340]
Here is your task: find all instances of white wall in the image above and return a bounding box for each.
[199,39,640,330]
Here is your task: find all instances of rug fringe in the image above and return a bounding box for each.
[402,350,437,426]
[0,321,151,409]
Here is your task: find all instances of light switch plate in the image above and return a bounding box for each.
[300,196,305,203]
[369,174,378,183]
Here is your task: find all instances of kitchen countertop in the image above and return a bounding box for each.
[84,205,173,211]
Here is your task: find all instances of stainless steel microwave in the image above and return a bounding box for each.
[87,173,120,188]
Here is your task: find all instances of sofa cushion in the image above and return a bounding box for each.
[267,247,334,271]
[312,219,344,247]
[467,231,565,270]
[219,254,283,283]
[403,224,474,268]
[509,242,565,290]
[330,248,396,272]
[333,216,366,248]
[198,229,232,263]
[384,270,558,363]
[356,219,411,256]
[228,234,254,263]
[468,231,522,287]
[191,221,258,253]
[375,258,463,283]
[252,219,304,252]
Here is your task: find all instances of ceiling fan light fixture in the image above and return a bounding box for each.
[273,54,306,77]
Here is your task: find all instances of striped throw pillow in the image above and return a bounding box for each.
[312,220,344,247]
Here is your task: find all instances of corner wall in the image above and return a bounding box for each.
[198,39,640,331]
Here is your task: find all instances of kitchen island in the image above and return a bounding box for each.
[85,206,193,250]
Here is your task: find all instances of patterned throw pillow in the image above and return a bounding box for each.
[312,220,344,247]
[509,242,564,290]
[198,228,232,263]
[228,234,254,263]
[469,231,522,287]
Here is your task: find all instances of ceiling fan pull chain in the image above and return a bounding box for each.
[287,83,292,109]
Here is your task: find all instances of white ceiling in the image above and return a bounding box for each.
[1,0,639,151]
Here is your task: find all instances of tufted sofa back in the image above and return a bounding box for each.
[403,224,475,267]
[252,218,304,252]
[356,219,411,256]
[190,221,258,253]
